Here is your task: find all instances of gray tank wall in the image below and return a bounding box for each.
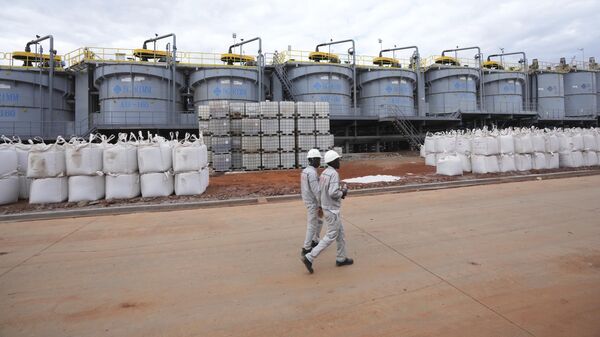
[358,68,416,117]
[190,67,259,106]
[425,67,479,113]
[94,63,185,126]
[287,63,353,117]
[564,71,597,117]
[482,71,526,113]
[0,68,74,138]
[532,72,565,119]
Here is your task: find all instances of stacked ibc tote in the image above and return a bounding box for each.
[229,103,245,170]
[279,102,297,169]
[241,103,262,170]
[296,102,334,168]
[209,101,232,172]
[260,102,280,169]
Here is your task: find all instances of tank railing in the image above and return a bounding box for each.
[421,55,482,69]
[529,59,572,74]
[0,52,67,70]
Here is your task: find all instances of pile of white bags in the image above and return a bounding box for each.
[138,133,174,198]
[425,127,600,176]
[0,138,19,205]
[27,137,68,204]
[173,134,209,195]
[104,133,141,200]
[66,135,108,202]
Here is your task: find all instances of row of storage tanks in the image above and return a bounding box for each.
[1,48,599,139]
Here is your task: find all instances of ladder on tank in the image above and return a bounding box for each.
[386,105,423,150]
[272,53,296,101]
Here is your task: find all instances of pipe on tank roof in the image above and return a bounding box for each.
[228,37,263,101]
[316,39,357,112]
[488,51,529,112]
[26,35,54,136]
[442,46,484,113]
[379,46,425,116]
[143,34,177,118]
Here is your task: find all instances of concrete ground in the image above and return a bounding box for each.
[1,176,599,337]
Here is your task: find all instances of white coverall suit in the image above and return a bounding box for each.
[306,166,347,263]
[301,165,323,250]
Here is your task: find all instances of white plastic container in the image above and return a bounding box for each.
[105,173,140,199]
[174,169,210,196]
[68,175,105,202]
[0,176,19,205]
[140,172,174,197]
[29,177,68,204]
[436,155,463,176]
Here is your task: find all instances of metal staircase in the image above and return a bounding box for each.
[386,105,423,150]
[272,53,296,101]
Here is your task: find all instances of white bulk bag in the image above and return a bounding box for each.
[499,154,516,173]
[582,151,599,166]
[532,134,546,153]
[472,136,499,155]
[27,141,66,178]
[514,134,533,154]
[424,135,435,153]
[558,134,573,152]
[103,142,138,174]
[0,176,19,205]
[571,133,584,151]
[471,155,488,174]
[582,133,598,151]
[532,152,546,170]
[484,155,499,173]
[138,138,172,174]
[438,135,456,153]
[544,134,559,153]
[436,155,463,176]
[0,145,18,176]
[174,169,209,195]
[455,136,472,154]
[141,172,174,197]
[425,153,437,166]
[515,154,532,171]
[559,151,583,168]
[18,175,31,199]
[498,134,515,154]
[68,175,105,202]
[29,177,68,204]
[15,143,30,174]
[172,137,208,173]
[457,153,471,172]
[66,141,104,176]
[105,173,140,199]
[545,153,559,169]
[419,145,425,158]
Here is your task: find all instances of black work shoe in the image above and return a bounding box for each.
[301,247,312,256]
[336,258,354,267]
[311,240,319,248]
[301,256,314,274]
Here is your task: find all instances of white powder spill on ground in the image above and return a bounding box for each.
[343,175,403,184]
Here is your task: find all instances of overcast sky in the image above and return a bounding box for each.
[1,0,599,64]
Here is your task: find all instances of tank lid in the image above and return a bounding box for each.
[434,56,460,66]
[372,56,400,67]
[482,60,504,70]
[220,53,255,65]
[308,51,340,63]
[133,49,170,60]
[12,51,62,63]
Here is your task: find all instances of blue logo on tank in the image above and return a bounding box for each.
[313,82,322,90]
[385,85,393,93]
[213,87,222,97]
[113,85,122,94]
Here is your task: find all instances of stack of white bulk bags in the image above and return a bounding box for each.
[543,129,560,169]
[497,130,516,172]
[513,129,533,171]
[530,130,547,170]
[104,134,140,199]
[424,132,457,167]
[173,134,210,196]
[471,130,499,174]
[436,154,463,176]
[0,139,19,205]
[423,133,437,166]
[27,138,68,204]
[455,131,472,172]
[138,134,174,198]
[14,141,32,199]
[582,129,599,166]
[558,129,584,168]
[66,135,106,202]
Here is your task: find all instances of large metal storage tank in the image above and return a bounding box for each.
[425,57,479,113]
[358,59,416,117]
[531,71,565,119]
[94,63,184,126]
[564,70,597,117]
[286,52,353,117]
[190,67,260,105]
[482,61,526,113]
[0,67,73,138]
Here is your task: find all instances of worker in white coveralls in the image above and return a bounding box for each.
[301,150,353,274]
[301,149,324,256]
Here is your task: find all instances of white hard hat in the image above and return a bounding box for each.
[324,150,340,164]
[307,149,322,159]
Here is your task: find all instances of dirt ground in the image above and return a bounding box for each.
[0,152,596,215]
